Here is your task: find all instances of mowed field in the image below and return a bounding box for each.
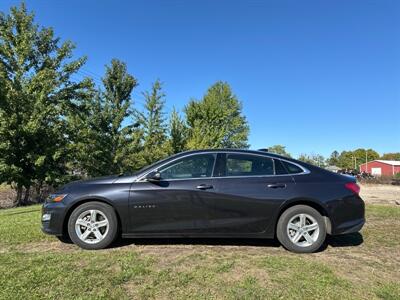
[0,186,399,299]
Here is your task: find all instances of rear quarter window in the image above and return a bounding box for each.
[281,160,304,174]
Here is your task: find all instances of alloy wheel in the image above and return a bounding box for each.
[286,213,320,247]
[74,209,109,244]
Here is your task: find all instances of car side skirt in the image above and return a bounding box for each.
[121,232,274,239]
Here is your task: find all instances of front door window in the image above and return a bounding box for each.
[159,154,216,180]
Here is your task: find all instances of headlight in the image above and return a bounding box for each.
[47,194,68,203]
[42,213,51,221]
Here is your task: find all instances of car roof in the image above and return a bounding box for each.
[177,148,286,159]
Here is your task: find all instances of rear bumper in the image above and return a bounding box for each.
[41,203,66,236]
[327,194,365,235]
[332,217,365,235]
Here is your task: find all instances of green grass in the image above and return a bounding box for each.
[0,204,399,299]
[0,205,52,247]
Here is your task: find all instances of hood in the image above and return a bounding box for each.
[78,175,120,184]
[60,175,120,191]
[59,174,139,192]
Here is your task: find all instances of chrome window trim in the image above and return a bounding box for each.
[136,151,310,182]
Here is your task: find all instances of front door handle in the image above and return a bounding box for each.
[196,184,214,190]
[267,183,286,189]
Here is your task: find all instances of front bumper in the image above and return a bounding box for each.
[41,202,66,236]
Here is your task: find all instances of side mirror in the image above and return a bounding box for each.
[145,171,161,182]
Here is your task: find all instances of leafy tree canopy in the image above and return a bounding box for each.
[135,80,168,166]
[297,153,326,167]
[380,152,400,161]
[69,59,138,177]
[167,107,187,154]
[0,3,92,204]
[267,145,292,157]
[185,81,249,149]
[336,148,380,170]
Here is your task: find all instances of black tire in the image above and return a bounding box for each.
[67,201,118,250]
[277,205,326,253]
[56,235,73,244]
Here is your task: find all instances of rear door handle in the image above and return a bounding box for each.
[267,183,286,189]
[196,184,214,190]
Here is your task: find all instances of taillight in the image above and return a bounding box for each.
[345,182,360,195]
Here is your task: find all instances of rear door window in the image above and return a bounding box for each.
[225,154,274,176]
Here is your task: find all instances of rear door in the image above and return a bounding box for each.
[209,153,297,235]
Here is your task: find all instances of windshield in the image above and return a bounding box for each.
[132,153,183,175]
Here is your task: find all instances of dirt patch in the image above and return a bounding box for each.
[0,185,16,209]
[359,184,400,205]
[2,241,78,253]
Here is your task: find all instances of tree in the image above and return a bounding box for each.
[327,150,340,166]
[353,148,379,170]
[0,4,92,205]
[267,145,291,157]
[69,59,138,176]
[185,81,249,149]
[336,151,353,169]
[381,152,400,161]
[298,153,326,167]
[336,148,380,170]
[167,107,187,154]
[135,80,168,165]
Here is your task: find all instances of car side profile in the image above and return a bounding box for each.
[42,149,365,253]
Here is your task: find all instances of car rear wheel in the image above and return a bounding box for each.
[67,201,118,250]
[277,205,326,253]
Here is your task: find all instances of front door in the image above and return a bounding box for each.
[128,153,217,234]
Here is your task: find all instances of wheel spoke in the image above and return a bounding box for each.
[299,214,306,227]
[288,223,300,231]
[95,220,108,228]
[303,223,318,232]
[80,229,91,241]
[90,210,97,221]
[76,219,88,227]
[303,232,314,244]
[291,231,303,243]
[93,230,103,240]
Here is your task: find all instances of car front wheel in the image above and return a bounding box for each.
[67,201,118,250]
[277,205,326,253]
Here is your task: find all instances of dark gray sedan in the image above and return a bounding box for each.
[42,149,365,253]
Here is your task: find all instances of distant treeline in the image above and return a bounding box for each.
[267,145,399,170]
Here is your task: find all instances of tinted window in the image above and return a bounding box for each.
[274,159,288,175]
[225,154,274,176]
[159,154,216,179]
[281,160,304,174]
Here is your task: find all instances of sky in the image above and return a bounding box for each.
[1,0,399,157]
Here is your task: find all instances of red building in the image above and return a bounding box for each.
[359,160,400,177]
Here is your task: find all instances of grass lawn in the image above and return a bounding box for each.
[0,204,399,299]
